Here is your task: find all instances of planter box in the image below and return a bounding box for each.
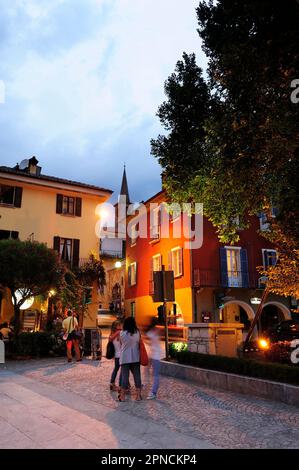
[160,360,299,407]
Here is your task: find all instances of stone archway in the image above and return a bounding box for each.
[262,302,291,320]
[221,300,255,322]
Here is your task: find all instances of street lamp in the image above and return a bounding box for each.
[115,261,122,269]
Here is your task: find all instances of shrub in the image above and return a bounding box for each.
[176,351,299,386]
[169,342,188,358]
[15,332,65,357]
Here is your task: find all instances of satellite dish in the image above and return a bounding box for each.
[19,159,29,170]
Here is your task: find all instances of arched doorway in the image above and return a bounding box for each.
[221,300,255,340]
[260,302,291,334]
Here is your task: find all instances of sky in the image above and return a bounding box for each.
[0,0,207,202]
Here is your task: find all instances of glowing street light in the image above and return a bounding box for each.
[115,261,122,269]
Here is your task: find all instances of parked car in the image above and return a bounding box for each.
[265,320,299,343]
[96,309,118,328]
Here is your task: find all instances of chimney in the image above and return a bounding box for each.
[28,156,41,176]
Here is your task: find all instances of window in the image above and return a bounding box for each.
[62,196,75,215]
[53,236,80,268]
[60,238,73,262]
[150,207,161,240]
[128,262,137,286]
[259,208,278,231]
[0,184,23,207]
[226,248,242,287]
[56,194,82,217]
[151,254,162,280]
[220,247,249,288]
[262,249,277,268]
[169,247,183,278]
[0,230,19,240]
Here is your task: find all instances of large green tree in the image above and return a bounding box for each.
[0,240,64,334]
[151,0,299,297]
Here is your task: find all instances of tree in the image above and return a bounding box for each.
[0,240,64,334]
[151,0,299,298]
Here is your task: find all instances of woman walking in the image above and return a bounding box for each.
[119,317,142,401]
[109,320,122,391]
[145,317,163,399]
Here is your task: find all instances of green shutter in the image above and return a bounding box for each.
[56,194,63,214]
[72,239,80,268]
[75,197,82,217]
[14,187,23,208]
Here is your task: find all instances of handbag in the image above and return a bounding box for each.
[106,340,115,359]
[139,336,149,366]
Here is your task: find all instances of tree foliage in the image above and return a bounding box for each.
[0,240,64,332]
[151,0,299,297]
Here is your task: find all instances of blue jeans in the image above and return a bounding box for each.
[110,358,121,386]
[151,359,161,395]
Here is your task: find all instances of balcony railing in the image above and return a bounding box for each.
[99,249,124,259]
[193,269,260,289]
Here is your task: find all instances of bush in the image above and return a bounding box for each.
[176,351,299,386]
[15,332,65,357]
[264,341,294,364]
[169,342,188,358]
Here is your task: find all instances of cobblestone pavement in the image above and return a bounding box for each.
[1,355,299,449]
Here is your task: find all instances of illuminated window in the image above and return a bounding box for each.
[170,247,183,278]
[226,247,242,287]
[151,254,162,280]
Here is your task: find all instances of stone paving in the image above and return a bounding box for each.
[1,353,299,449]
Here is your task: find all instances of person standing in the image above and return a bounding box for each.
[62,310,81,363]
[119,317,142,401]
[109,320,122,391]
[145,317,164,400]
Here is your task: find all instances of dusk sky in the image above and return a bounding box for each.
[0,0,207,203]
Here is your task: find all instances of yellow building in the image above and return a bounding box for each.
[0,157,112,328]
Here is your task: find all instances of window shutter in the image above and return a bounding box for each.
[135,263,137,285]
[75,197,82,217]
[11,231,19,240]
[220,248,228,287]
[72,239,80,268]
[240,249,249,288]
[53,236,60,253]
[14,187,23,208]
[179,248,184,276]
[56,194,63,214]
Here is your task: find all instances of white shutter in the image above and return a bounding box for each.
[179,248,183,276]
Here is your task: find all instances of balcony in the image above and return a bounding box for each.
[99,249,124,259]
[193,269,259,289]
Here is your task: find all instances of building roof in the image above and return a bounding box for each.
[0,165,113,195]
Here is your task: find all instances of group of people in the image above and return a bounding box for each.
[61,309,163,401]
[108,316,163,402]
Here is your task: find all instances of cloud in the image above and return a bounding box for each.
[0,0,207,200]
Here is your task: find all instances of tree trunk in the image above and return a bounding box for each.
[13,304,21,337]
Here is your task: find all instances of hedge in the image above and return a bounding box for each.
[15,332,65,357]
[175,351,299,386]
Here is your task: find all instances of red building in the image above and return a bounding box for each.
[125,190,293,337]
